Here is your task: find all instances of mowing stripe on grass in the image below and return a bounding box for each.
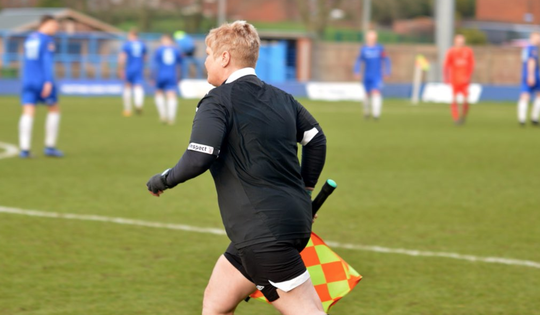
[1,205,540,270]
[0,142,18,159]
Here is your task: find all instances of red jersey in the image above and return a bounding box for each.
[444,47,475,85]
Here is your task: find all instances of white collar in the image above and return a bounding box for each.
[225,67,257,84]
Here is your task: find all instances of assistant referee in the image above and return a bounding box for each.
[147,20,327,315]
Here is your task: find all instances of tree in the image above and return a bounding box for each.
[456,0,476,19]
[37,0,65,7]
[457,28,487,45]
[182,0,204,33]
[70,0,88,12]
[138,1,155,32]
[372,0,432,26]
[371,0,475,26]
[294,0,345,38]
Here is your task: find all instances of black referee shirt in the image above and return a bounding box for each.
[166,72,326,248]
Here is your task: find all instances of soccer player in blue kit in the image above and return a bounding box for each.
[353,30,391,120]
[153,34,182,125]
[517,32,540,126]
[19,15,63,158]
[118,29,147,116]
[173,30,196,57]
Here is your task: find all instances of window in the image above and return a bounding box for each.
[67,41,82,55]
[7,39,20,53]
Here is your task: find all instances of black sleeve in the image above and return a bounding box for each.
[301,130,326,188]
[295,99,327,188]
[165,94,229,188]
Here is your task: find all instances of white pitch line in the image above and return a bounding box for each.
[323,241,540,269]
[1,205,540,270]
[0,206,226,236]
[0,142,19,159]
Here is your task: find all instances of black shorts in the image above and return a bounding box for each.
[224,237,311,302]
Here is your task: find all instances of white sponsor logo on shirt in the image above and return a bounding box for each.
[256,285,265,291]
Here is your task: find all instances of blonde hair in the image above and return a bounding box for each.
[205,20,260,68]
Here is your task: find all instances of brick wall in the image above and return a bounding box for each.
[311,42,523,85]
[476,0,540,24]
[227,0,299,23]
[164,0,299,23]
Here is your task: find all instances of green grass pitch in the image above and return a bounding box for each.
[1,95,539,315]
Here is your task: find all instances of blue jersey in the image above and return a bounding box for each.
[521,45,539,79]
[153,45,182,82]
[354,44,391,80]
[22,32,55,87]
[122,40,147,74]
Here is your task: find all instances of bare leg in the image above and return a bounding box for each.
[271,278,326,315]
[202,255,256,315]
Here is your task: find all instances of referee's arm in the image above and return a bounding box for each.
[167,98,227,187]
[147,96,227,194]
[296,101,327,190]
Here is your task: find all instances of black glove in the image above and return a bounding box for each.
[147,169,170,194]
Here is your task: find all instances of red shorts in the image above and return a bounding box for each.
[451,83,469,96]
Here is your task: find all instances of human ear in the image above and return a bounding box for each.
[221,51,231,67]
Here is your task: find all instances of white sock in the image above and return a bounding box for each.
[18,114,34,151]
[45,112,60,148]
[134,86,144,109]
[518,98,528,123]
[167,96,178,123]
[532,97,540,122]
[363,98,370,116]
[372,94,383,118]
[155,94,166,121]
[123,87,132,112]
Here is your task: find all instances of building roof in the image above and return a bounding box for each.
[0,8,122,33]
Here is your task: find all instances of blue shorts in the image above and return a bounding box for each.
[520,78,540,94]
[363,78,383,93]
[125,71,144,85]
[156,78,178,92]
[21,83,58,105]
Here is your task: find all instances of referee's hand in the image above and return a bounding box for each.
[147,173,168,197]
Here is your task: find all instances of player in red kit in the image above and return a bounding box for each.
[444,34,475,125]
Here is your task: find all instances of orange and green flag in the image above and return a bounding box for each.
[249,232,362,313]
[415,54,431,71]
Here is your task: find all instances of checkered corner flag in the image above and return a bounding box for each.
[248,180,362,313]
